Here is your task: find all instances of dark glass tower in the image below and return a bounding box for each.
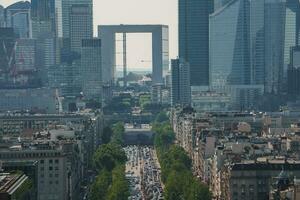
[179,0,213,86]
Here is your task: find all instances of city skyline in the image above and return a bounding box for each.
[2,0,178,71]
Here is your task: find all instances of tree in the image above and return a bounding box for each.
[186,180,212,200]
[106,165,129,200]
[90,170,112,200]
[164,171,186,200]
[153,120,212,200]
[101,126,113,144]
[155,111,169,123]
[93,143,127,172]
[111,122,125,144]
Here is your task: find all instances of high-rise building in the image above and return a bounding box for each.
[288,47,300,96]
[264,0,286,94]
[171,58,191,106]
[5,1,32,38]
[179,0,213,86]
[35,33,57,85]
[210,0,300,96]
[62,0,92,39]
[264,0,300,94]
[69,3,93,53]
[209,0,251,91]
[0,5,5,27]
[0,28,17,88]
[81,38,102,99]
[31,0,62,38]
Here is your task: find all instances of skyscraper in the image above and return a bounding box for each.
[0,28,17,88]
[5,1,32,38]
[31,0,62,38]
[209,0,300,95]
[0,6,5,27]
[179,0,213,86]
[81,38,102,99]
[209,0,251,91]
[288,47,300,96]
[69,3,93,53]
[61,0,92,39]
[171,58,191,106]
[264,0,300,94]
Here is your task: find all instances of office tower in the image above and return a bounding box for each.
[0,5,5,27]
[264,0,300,94]
[69,3,93,53]
[31,0,62,38]
[209,0,251,91]
[0,28,17,88]
[210,0,299,94]
[179,0,213,86]
[35,33,57,85]
[288,47,300,96]
[5,1,32,38]
[171,58,191,106]
[81,38,102,99]
[264,0,286,94]
[249,0,265,85]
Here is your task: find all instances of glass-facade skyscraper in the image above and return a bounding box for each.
[210,0,300,95]
[0,6,4,27]
[62,0,93,39]
[209,0,252,91]
[31,0,62,38]
[5,1,32,38]
[69,3,93,53]
[81,38,102,99]
[264,0,300,94]
[179,0,213,86]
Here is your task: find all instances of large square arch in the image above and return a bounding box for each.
[98,24,169,85]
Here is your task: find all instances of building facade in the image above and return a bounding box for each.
[179,0,213,86]
[69,3,93,53]
[81,38,102,100]
[171,58,191,106]
[5,1,32,38]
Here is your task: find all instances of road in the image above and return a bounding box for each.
[124,146,164,200]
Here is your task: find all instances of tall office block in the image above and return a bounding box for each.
[264,0,300,94]
[210,0,299,95]
[0,28,17,88]
[264,0,286,94]
[69,3,93,53]
[31,0,62,38]
[288,47,300,96]
[209,0,251,91]
[5,1,32,38]
[249,0,265,85]
[179,0,213,86]
[62,0,92,39]
[0,6,4,27]
[81,39,102,99]
[35,33,57,85]
[171,58,191,106]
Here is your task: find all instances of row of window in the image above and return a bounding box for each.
[40,159,60,164]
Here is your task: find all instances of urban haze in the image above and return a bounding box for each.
[0,0,300,200]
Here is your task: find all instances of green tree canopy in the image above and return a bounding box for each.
[92,143,127,172]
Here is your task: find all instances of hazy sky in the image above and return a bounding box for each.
[2,0,178,71]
